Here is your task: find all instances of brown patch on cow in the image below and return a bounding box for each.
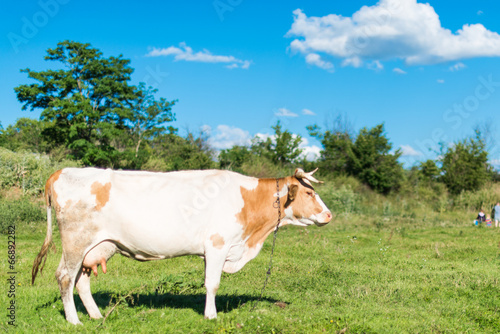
[210,234,225,249]
[59,275,71,293]
[237,178,286,249]
[45,169,63,210]
[63,199,73,211]
[289,182,323,219]
[237,176,327,249]
[90,181,112,211]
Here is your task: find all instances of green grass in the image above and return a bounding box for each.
[2,213,500,333]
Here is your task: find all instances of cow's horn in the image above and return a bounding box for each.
[294,168,323,184]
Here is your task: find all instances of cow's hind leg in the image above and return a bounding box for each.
[55,255,84,325]
[75,270,102,319]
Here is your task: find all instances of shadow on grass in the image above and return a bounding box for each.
[45,292,279,317]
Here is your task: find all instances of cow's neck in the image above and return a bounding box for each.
[237,177,290,249]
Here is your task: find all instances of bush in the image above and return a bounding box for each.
[317,184,359,215]
[0,197,45,234]
[0,148,81,196]
[453,184,500,212]
[238,155,289,178]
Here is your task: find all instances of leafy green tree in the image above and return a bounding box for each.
[252,121,302,165]
[348,124,403,194]
[128,83,177,158]
[144,131,215,171]
[1,118,48,152]
[440,133,491,195]
[14,40,138,166]
[0,122,4,147]
[219,145,252,170]
[307,123,353,175]
[419,159,440,181]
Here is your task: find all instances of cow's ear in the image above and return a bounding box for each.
[288,184,298,202]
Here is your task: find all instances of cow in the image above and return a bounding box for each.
[32,167,332,324]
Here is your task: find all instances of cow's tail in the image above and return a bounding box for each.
[32,171,59,285]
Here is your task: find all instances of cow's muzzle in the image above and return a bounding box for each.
[314,211,332,226]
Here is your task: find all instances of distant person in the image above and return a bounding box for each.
[495,202,500,228]
[475,210,486,225]
[486,214,492,227]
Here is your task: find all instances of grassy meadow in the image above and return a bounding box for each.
[2,186,500,333]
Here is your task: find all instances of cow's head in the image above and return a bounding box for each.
[283,168,332,227]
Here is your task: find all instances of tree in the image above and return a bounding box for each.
[143,131,215,172]
[308,114,354,174]
[0,122,4,147]
[419,159,440,181]
[14,40,138,166]
[219,145,252,170]
[348,124,403,194]
[440,133,491,195]
[252,121,302,165]
[128,83,177,158]
[1,118,47,152]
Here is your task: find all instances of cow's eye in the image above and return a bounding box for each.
[306,191,314,197]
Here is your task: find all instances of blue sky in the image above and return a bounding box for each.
[2,0,500,168]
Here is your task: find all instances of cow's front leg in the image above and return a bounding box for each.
[203,246,228,319]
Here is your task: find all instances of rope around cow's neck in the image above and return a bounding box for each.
[252,178,282,310]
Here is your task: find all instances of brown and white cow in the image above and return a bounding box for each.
[32,167,332,324]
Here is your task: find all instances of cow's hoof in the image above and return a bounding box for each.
[89,313,103,320]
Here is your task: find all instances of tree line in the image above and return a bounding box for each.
[1,41,497,196]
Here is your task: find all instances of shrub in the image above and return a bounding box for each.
[0,197,45,234]
[317,184,359,215]
[239,155,289,178]
[0,148,81,196]
[453,184,500,212]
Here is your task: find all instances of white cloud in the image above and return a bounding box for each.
[147,42,251,69]
[400,145,422,157]
[437,79,445,84]
[367,60,384,71]
[342,57,363,68]
[206,125,252,150]
[254,133,272,143]
[302,108,316,115]
[287,1,500,70]
[477,10,483,16]
[201,124,212,134]
[299,137,322,161]
[275,107,299,117]
[305,53,334,71]
[393,68,407,74]
[490,159,500,170]
[449,62,466,71]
